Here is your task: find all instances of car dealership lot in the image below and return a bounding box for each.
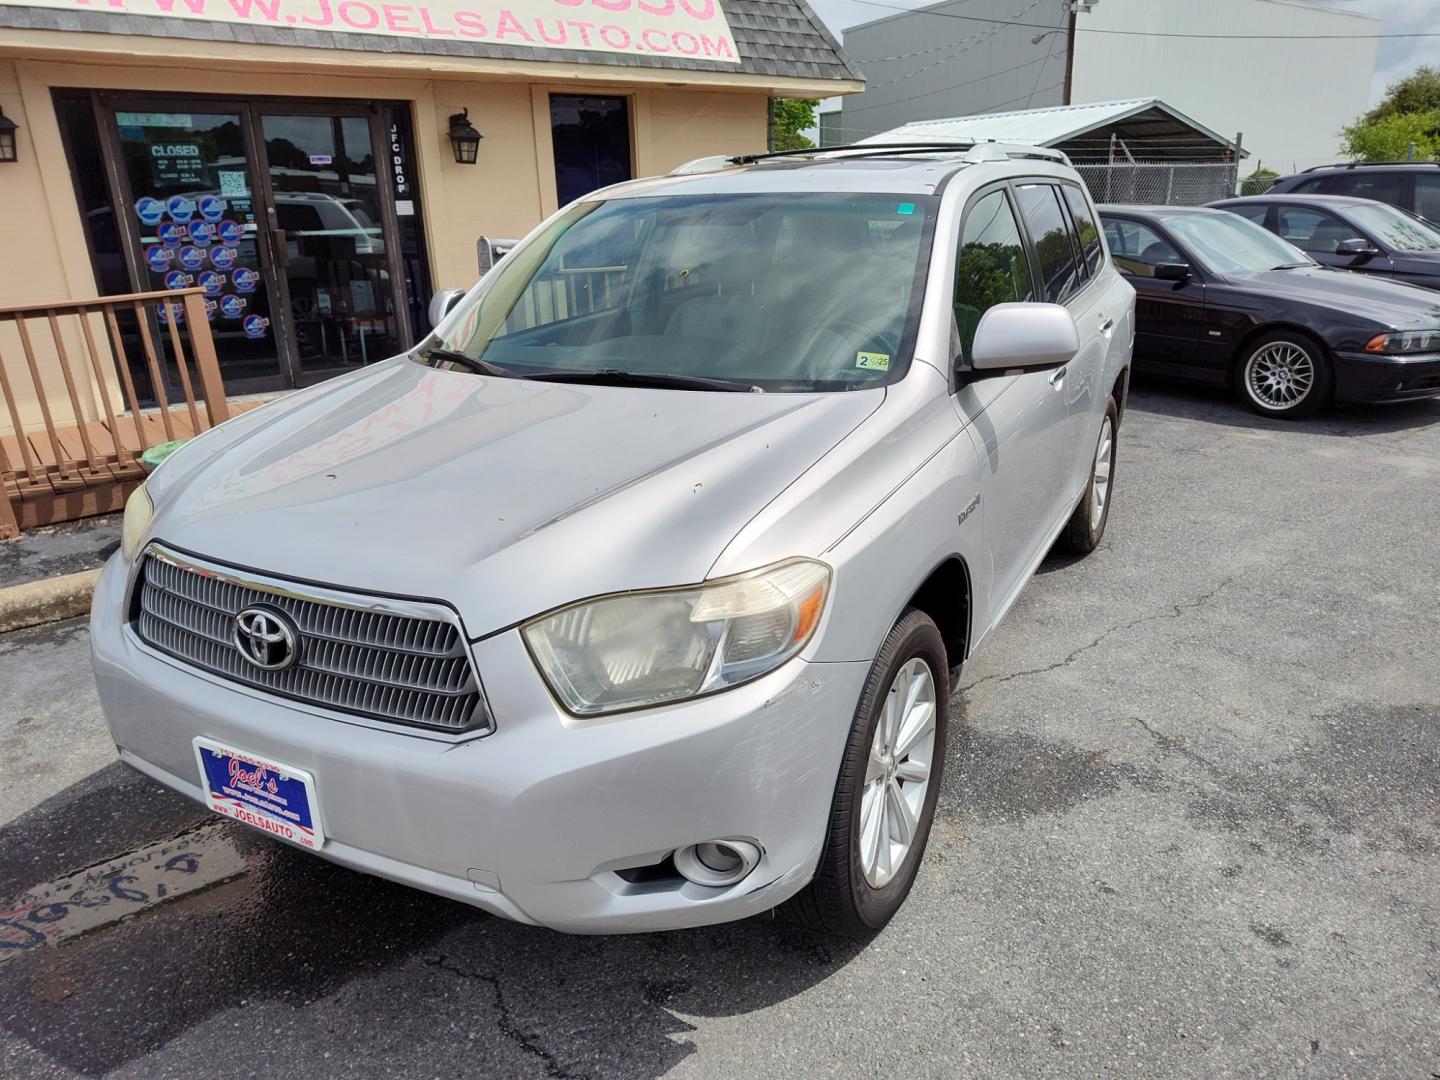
[2,382,1438,1079]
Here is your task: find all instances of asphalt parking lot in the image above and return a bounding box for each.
[2,380,1437,1079]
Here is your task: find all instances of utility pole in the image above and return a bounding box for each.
[1063,4,1077,105]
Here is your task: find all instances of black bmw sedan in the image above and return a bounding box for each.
[1207,193,1440,291]
[1098,205,1440,418]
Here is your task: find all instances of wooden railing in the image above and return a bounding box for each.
[0,288,230,539]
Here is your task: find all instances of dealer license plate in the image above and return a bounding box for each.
[192,738,324,849]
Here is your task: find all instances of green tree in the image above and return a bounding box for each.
[1341,108,1440,162]
[769,98,819,152]
[1364,65,1440,124]
[1240,165,1279,194]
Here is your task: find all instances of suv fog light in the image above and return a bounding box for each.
[674,839,761,888]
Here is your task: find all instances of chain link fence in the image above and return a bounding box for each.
[1073,161,1240,207]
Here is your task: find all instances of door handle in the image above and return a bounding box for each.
[1098,314,1115,333]
[1049,365,1067,387]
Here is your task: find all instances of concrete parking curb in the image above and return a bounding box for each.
[0,569,101,634]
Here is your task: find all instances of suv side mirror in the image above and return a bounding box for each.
[1153,262,1191,281]
[1334,237,1381,260]
[428,288,466,329]
[968,303,1079,376]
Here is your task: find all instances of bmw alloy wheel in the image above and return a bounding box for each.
[860,657,938,888]
[1245,341,1315,410]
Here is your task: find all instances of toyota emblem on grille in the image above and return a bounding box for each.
[233,606,300,671]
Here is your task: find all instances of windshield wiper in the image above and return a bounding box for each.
[1269,263,1312,271]
[419,347,515,379]
[518,368,758,393]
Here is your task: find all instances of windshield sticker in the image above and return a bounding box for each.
[856,351,891,371]
[897,203,916,215]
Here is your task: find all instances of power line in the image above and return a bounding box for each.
[847,48,1064,111]
[860,0,1049,92]
[846,0,1440,40]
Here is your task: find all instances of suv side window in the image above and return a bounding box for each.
[953,188,1034,360]
[1327,171,1408,206]
[1276,206,1364,254]
[1285,177,1331,195]
[1416,175,1440,222]
[1060,184,1104,278]
[1102,219,1182,278]
[1015,182,1083,304]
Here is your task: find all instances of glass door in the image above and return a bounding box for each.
[258,109,403,382]
[108,105,284,388]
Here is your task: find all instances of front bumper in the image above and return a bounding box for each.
[90,554,870,933]
[1333,351,1440,404]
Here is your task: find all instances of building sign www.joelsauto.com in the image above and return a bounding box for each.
[5,0,740,62]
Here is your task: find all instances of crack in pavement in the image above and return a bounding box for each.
[960,576,1236,694]
[422,954,587,1080]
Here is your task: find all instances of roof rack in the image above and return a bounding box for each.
[669,141,1069,173]
[1301,160,1440,172]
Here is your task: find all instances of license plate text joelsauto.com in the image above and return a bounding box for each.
[194,739,325,849]
[1,0,741,63]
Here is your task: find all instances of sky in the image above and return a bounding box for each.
[803,0,1434,106]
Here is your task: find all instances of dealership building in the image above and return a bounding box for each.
[0,0,860,398]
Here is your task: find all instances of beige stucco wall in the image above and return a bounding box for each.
[0,35,789,441]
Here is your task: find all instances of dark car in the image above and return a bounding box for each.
[1207,194,1440,291]
[1098,205,1440,418]
[1265,162,1440,224]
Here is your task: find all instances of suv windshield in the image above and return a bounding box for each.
[1165,212,1313,274]
[428,193,936,392]
[1346,203,1440,252]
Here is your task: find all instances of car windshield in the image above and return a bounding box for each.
[427,192,935,392]
[1164,212,1313,274]
[1346,202,1440,252]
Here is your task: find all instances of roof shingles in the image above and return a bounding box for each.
[0,0,862,83]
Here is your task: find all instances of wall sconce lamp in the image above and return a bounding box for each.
[448,109,482,165]
[0,108,19,164]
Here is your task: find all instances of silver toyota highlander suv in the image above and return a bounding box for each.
[92,142,1135,936]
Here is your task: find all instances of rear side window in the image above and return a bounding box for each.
[953,189,1034,359]
[1416,175,1440,222]
[1225,204,1269,227]
[1326,171,1408,206]
[1060,184,1104,278]
[1015,183,1083,304]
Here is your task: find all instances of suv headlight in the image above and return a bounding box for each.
[120,483,154,562]
[522,558,831,717]
[1365,329,1440,355]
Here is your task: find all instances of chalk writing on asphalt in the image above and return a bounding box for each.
[0,822,248,960]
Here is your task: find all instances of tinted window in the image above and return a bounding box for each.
[1275,207,1363,254]
[1286,177,1331,195]
[1101,218,1182,278]
[1327,171,1408,206]
[1225,204,1269,226]
[953,189,1034,359]
[1416,175,1440,222]
[551,95,632,207]
[1060,184,1103,277]
[1016,183,1082,303]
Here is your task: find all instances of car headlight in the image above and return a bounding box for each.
[1365,329,1440,355]
[522,558,831,717]
[120,483,154,562]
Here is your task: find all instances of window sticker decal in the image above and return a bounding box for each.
[856,351,891,371]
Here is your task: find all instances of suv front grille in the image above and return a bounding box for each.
[133,546,491,735]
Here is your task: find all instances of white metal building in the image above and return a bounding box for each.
[829,0,1380,171]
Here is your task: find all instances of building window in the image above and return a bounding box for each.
[550,95,632,207]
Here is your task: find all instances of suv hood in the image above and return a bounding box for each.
[149,359,881,637]
[1229,266,1440,328]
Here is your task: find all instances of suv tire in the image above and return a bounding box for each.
[1060,396,1118,554]
[789,608,949,938]
[1237,330,1332,419]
